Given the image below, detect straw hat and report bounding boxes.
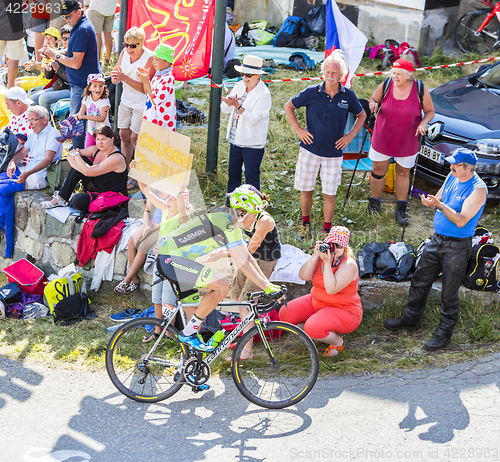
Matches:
[234,55,265,75]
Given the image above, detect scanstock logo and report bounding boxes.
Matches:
[164,258,172,264]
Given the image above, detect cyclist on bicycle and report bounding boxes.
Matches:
[157,184,282,352]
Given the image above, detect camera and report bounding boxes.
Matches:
[318,241,334,253]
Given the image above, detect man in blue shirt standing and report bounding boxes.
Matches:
[40,0,100,149]
[284,51,366,242]
[384,148,487,350]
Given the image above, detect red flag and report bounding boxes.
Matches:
[128,0,215,81]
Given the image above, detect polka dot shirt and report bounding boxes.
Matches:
[143,67,176,130]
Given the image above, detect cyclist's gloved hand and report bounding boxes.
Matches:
[264,283,282,296]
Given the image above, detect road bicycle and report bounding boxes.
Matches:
[454,0,500,54]
[105,274,319,409]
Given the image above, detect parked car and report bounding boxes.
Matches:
[417,61,500,199]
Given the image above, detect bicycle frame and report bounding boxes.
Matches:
[477,1,500,34]
[143,297,275,371]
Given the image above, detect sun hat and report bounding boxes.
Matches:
[5,87,33,105]
[153,44,175,64]
[392,58,414,73]
[43,27,61,40]
[87,73,105,84]
[444,148,478,165]
[234,55,265,75]
[324,226,350,248]
[60,0,81,15]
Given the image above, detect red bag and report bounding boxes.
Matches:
[3,259,47,296]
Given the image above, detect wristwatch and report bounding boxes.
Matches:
[55,54,61,61]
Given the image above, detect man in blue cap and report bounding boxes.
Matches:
[384,148,487,351]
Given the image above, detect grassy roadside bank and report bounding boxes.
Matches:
[1,49,500,376]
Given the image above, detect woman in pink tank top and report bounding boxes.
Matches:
[366,59,435,226]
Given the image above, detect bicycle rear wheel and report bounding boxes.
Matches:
[466,10,500,54]
[454,10,483,53]
[231,321,319,409]
[106,318,188,403]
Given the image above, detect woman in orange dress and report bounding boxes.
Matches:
[279,226,362,356]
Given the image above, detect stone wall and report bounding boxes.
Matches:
[0,190,134,290]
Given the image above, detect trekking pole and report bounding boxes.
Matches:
[401,134,425,241]
[341,128,370,215]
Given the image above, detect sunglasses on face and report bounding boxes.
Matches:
[61,36,68,41]
[333,242,344,249]
[62,11,74,19]
[241,73,256,78]
[123,43,139,49]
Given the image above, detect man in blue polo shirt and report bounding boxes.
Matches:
[284,51,365,242]
[40,0,100,149]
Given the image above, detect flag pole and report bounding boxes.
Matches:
[114,0,128,130]
[206,0,227,174]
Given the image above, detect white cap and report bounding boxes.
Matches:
[5,87,33,105]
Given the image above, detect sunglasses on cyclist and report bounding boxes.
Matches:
[123,43,139,49]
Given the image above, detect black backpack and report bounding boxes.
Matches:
[224,59,241,79]
[464,242,500,291]
[53,292,97,325]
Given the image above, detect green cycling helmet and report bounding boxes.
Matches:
[228,185,268,213]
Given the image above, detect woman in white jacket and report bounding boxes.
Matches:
[221,55,272,203]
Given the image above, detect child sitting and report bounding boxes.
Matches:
[15,27,59,92]
[136,43,176,130]
[76,74,111,148]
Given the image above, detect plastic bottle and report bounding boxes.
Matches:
[207,329,226,349]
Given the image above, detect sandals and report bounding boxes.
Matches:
[324,343,345,357]
[125,279,139,294]
[114,278,140,295]
[42,196,68,209]
[114,280,129,295]
[142,332,160,343]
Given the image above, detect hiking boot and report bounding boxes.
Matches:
[424,334,451,351]
[178,332,214,352]
[318,229,329,241]
[395,201,408,226]
[384,317,421,332]
[366,197,382,215]
[295,223,311,242]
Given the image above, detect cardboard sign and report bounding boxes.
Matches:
[130,120,194,196]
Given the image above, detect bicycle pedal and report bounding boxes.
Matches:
[192,384,210,393]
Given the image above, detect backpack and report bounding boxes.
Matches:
[464,243,500,291]
[224,58,241,79]
[88,191,130,212]
[383,78,424,108]
[271,16,310,48]
[288,52,316,70]
[52,292,97,325]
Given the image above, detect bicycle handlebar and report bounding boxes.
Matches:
[246,285,288,313]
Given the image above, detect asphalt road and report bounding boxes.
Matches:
[1,353,500,462]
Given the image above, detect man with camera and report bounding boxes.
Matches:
[384,148,487,350]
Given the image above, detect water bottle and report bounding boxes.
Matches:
[207,329,226,349]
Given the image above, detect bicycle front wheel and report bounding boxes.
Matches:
[231,321,319,409]
[105,318,188,403]
[466,10,500,54]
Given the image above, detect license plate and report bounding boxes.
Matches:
[420,145,444,165]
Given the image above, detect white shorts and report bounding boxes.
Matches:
[368,146,417,169]
[294,146,343,196]
[117,103,144,134]
[0,39,26,61]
